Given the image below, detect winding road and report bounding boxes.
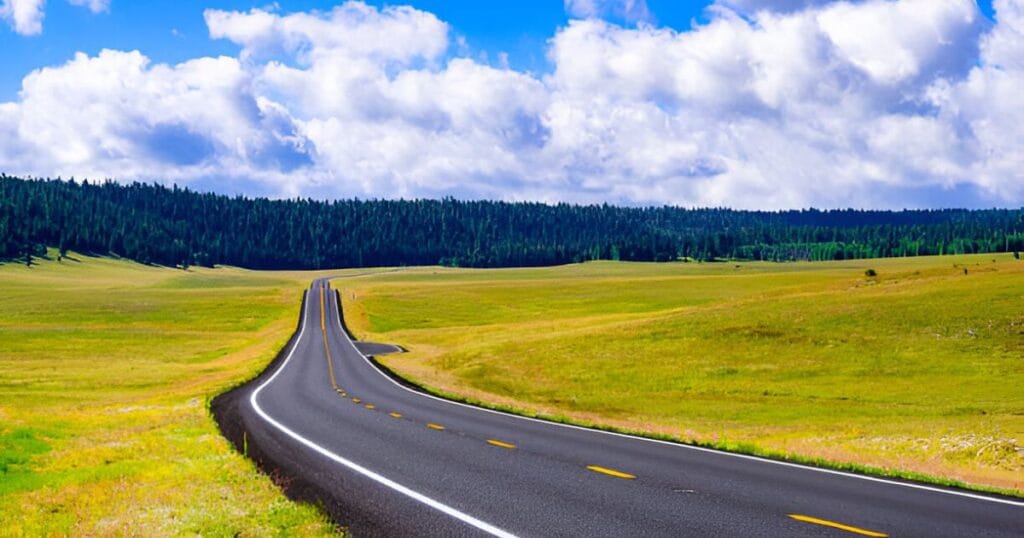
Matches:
[231,278,1024,536]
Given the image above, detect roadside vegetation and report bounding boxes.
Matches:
[341,254,1024,495]
[0,251,337,535]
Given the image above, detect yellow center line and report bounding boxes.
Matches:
[788,515,888,537]
[319,286,326,332]
[486,439,516,449]
[319,287,340,391]
[352,398,361,404]
[586,465,636,480]
[427,423,446,431]
[389,412,402,419]
[365,404,375,410]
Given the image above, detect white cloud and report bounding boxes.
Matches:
[717,0,836,15]
[204,2,449,65]
[67,0,108,14]
[922,0,1024,202]
[1,0,1022,209]
[816,0,981,85]
[1,0,44,35]
[980,0,1024,69]
[1,0,109,36]
[539,0,1001,207]
[6,49,312,191]
[564,0,652,23]
[299,58,549,198]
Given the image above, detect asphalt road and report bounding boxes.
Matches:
[233,278,1024,537]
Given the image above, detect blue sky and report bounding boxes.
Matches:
[0,1,1018,209]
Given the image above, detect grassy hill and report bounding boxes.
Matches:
[0,251,339,535]
[341,254,1024,495]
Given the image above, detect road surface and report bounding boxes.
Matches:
[226,278,1023,536]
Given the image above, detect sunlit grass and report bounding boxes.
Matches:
[343,254,1024,495]
[0,251,339,535]
[4,249,1020,534]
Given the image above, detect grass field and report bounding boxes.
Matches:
[0,251,341,536]
[2,250,1020,535]
[341,254,1024,495]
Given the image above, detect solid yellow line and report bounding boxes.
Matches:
[319,287,326,332]
[427,423,446,431]
[586,465,636,480]
[389,412,402,418]
[789,515,888,537]
[365,404,375,410]
[487,439,516,449]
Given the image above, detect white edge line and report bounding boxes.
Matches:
[328,282,1024,509]
[249,285,518,538]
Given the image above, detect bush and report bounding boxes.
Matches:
[865,268,877,277]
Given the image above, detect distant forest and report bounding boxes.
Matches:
[2,175,1023,269]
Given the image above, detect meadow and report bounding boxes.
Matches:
[0,252,342,536]
[1,250,1020,536]
[341,254,1024,495]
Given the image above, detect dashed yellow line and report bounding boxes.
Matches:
[389,412,402,419]
[788,515,888,537]
[427,423,446,431]
[486,439,516,449]
[365,404,376,410]
[586,465,636,480]
[352,398,361,404]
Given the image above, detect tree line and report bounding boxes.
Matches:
[1,175,1022,269]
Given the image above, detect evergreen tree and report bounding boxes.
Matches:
[1,175,1022,270]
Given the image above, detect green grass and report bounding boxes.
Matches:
[342,254,1024,495]
[3,250,1021,534]
[0,251,342,536]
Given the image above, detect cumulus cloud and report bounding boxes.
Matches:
[816,0,981,85]
[1,0,109,35]
[204,3,448,65]
[539,1,992,207]
[923,0,1024,202]
[6,49,312,190]
[0,0,1022,209]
